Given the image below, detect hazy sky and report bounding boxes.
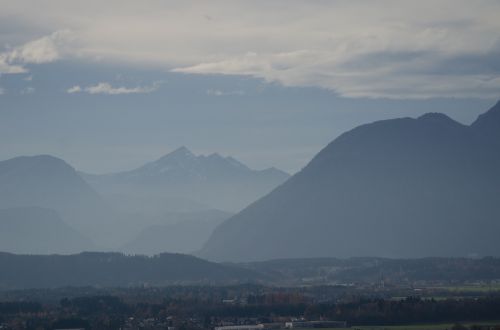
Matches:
[1,1,499,173]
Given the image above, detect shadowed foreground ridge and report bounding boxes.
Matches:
[200,101,500,261]
[0,252,261,289]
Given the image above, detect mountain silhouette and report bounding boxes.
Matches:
[0,251,261,289]
[200,102,500,261]
[82,147,290,213]
[0,155,105,213]
[0,155,114,248]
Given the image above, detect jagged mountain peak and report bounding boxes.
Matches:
[83,147,290,212]
[155,146,195,162]
[138,147,271,176]
[206,152,224,160]
[171,145,194,156]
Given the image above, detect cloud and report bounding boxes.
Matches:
[0,30,72,74]
[5,31,66,64]
[66,85,82,94]
[0,56,26,74]
[67,82,160,95]
[1,1,500,99]
[175,48,500,100]
[206,89,244,96]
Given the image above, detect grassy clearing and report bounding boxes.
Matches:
[303,321,500,330]
[442,285,500,292]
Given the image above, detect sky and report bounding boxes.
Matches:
[0,0,499,174]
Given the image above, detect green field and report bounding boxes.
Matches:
[439,284,500,293]
[303,321,500,330]
[350,325,458,330]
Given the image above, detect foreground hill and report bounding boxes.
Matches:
[0,207,94,254]
[200,101,500,261]
[82,147,290,213]
[0,252,260,290]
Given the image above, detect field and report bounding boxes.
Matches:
[305,321,500,330]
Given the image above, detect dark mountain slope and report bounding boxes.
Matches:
[471,100,500,140]
[200,103,500,261]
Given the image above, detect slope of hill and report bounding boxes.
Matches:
[0,252,261,289]
[471,100,500,146]
[120,209,231,255]
[0,155,105,213]
[0,155,114,248]
[0,207,94,254]
[200,102,500,261]
[82,147,290,213]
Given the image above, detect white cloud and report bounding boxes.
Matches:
[66,85,82,93]
[67,82,160,95]
[0,55,26,74]
[1,1,500,99]
[0,30,72,74]
[206,89,244,96]
[6,31,66,64]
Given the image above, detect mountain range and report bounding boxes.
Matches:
[0,149,287,253]
[2,252,500,289]
[200,101,500,261]
[81,147,290,213]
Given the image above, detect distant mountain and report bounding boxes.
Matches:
[120,209,232,255]
[200,101,500,261]
[0,252,261,289]
[0,155,115,248]
[0,207,94,254]
[82,147,290,213]
[0,155,105,214]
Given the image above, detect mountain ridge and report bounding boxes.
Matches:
[82,146,289,183]
[200,102,500,262]
[81,147,290,212]
[0,251,262,289]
